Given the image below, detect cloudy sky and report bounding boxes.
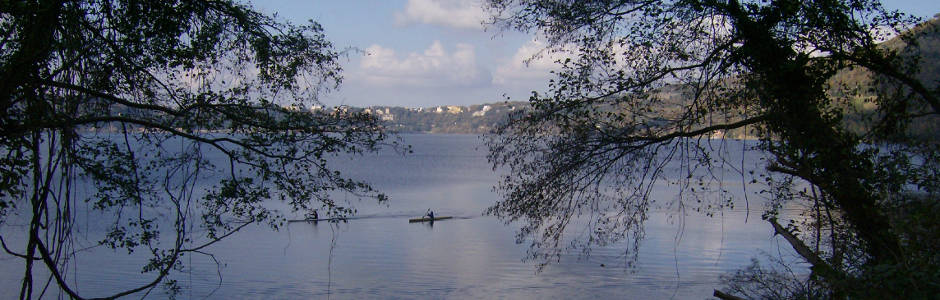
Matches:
[250,0,940,108]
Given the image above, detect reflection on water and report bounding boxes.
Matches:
[0,134,803,299]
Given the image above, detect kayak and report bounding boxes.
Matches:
[408,216,453,223]
[287,217,347,223]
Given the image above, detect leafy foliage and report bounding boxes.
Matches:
[483,0,939,297]
[0,1,390,298]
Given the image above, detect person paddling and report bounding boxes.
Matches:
[425,208,434,220]
[305,209,318,221]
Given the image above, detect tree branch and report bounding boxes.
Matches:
[713,289,746,300]
[769,218,827,267]
[768,218,843,282]
[0,235,41,260]
[181,219,254,253]
[615,114,768,148]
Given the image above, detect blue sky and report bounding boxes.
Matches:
[248,0,940,108]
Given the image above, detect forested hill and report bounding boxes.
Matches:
[830,16,940,96]
[831,16,940,141]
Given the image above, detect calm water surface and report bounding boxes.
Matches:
[0,134,803,299]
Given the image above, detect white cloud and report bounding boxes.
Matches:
[395,0,485,29]
[356,41,486,87]
[493,40,573,86]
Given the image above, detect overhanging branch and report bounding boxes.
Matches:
[616,114,768,148]
[768,218,843,281]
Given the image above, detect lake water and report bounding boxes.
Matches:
[0,134,803,299]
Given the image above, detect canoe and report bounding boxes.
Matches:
[408,216,453,223]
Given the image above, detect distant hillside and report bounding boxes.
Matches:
[356,101,528,134]
[830,17,940,141]
[881,16,940,86]
[830,17,940,99]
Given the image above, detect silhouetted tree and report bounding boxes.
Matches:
[484,0,938,298]
[0,1,390,298]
